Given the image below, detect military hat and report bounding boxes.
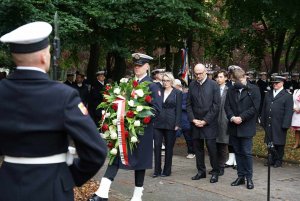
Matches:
[96,70,106,76]
[270,76,286,83]
[259,72,267,75]
[228,65,242,72]
[174,79,182,86]
[151,68,165,75]
[132,53,153,66]
[246,70,255,75]
[0,21,52,53]
[207,70,215,75]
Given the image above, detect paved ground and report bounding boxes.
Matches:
[93,140,300,201]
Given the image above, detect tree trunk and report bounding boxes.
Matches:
[86,43,100,83]
[271,30,286,73]
[165,43,171,71]
[112,51,126,81]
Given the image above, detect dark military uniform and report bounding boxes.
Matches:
[261,89,293,166]
[0,70,107,201]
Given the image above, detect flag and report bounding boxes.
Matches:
[181,48,189,85]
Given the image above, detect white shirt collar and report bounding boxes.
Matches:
[198,75,207,85]
[273,86,284,97]
[16,66,46,73]
[135,73,147,82]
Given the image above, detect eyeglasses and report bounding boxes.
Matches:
[194,72,205,76]
[162,80,171,82]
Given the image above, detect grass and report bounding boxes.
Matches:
[253,126,300,163]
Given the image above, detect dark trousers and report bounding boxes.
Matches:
[230,135,253,179]
[228,145,235,153]
[216,143,228,168]
[272,144,285,164]
[183,129,194,154]
[103,156,145,187]
[193,138,219,174]
[153,128,176,175]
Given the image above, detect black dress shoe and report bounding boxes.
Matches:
[232,165,237,169]
[264,161,274,166]
[246,179,254,189]
[273,161,282,168]
[219,168,224,176]
[191,173,206,180]
[88,194,108,201]
[161,173,170,177]
[231,177,245,186]
[210,174,218,183]
[224,164,233,168]
[152,173,160,178]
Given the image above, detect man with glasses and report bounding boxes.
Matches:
[187,63,221,183]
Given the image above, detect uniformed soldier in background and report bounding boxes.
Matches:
[0,21,107,201]
[89,70,106,125]
[256,72,270,114]
[261,76,293,168]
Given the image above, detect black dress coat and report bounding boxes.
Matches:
[73,83,89,106]
[225,82,261,138]
[89,80,105,125]
[0,70,107,201]
[261,90,293,145]
[120,75,162,170]
[186,78,220,139]
[154,88,182,130]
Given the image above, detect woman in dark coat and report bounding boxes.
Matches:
[153,72,182,177]
[261,76,293,167]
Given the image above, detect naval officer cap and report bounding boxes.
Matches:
[0,21,52,53]
[132,53,153,66]
[96,71,106,76]
[270,76,286,83]
[151,68,165,75]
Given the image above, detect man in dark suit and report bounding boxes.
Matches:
[215,70,229,176]
[0,21,107,201]
[89,53,162,201]
[89,70,106,126]
[64,73,75,86]
[186,63,221,183]
[225,67,261,190]
[73,73,89,106]
[261,76,293,168]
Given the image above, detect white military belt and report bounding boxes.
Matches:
[4,153,67,164]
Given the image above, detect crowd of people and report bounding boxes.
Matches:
[1,21,300,201]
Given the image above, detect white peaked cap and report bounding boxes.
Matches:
[0,21,52,53]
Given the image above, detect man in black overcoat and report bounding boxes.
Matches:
[186,63,221,183]
[73,73,89,106]
[0,21,107,201]
[225,67,261,190]
[261,76,293,168]
[89,53,162,201]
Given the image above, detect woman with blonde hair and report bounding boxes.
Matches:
[153,72,182,177]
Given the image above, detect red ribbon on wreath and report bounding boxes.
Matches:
[113,97,129,166]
